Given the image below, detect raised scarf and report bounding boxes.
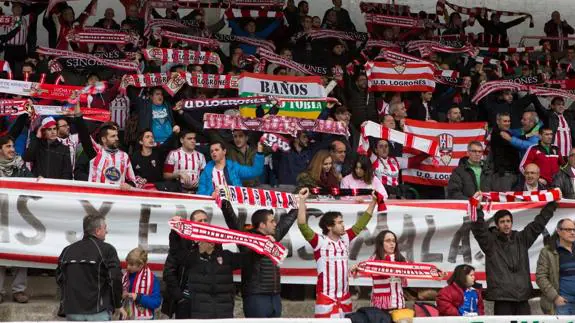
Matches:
[0,156,25,177]
[436,0,534,27]
[212,33,276,52]
[215,185,298,209]
[0,16,15,26]
[0,99,28,116]
[144,19,191,38]
[66,28,140,45]
[159,30,220,49]
[357,259,443,280]
[120,72,239,95]
[375,49,459,78]
[122,266,154,320]
[67,82,107,105]
[296,29,369,42]
[142,47,224,73]
[364,13,425,29]
[256,48,319,75]
[203,112,349,137]
[259,133,290,152]
[358,121,440,157]
[476,46,542,53]
[36,47,139,72]
[224,8,284,20]
[364,255,406,310]
[468,188,562,222]
[471,81,575,104]
[183,96,270,109]
[310,187,388,212]
[169,218,288,264]
[0,79,84,101]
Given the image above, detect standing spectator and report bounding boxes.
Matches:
[297,149,340,191]
[329,140,349,179]
[3,3,29,72]
[43,0,98,50]
[163,130,206,193]
[23,117,73,179]
[275,131,312,189]
[56,214,124,321]
[476,12,531,48]
[121,248,161,320]
[506,111,542,157]
[436,264,484,316]
[197,141,264,196]
[536,218,575,315]
[130,128,178,190]
[408,92,437,121]
[56,118,79,170]
[471,199,558,315]
[121,5,145,36]
[322,0,355,31]
[552,147,575,199]
[381,115,403,157]
[226,130,259,187]
[297,188,376,318]
[489,112,520,191]
[533,97,575,158]
[447,141,493,199]
[514,163,547,191]
[228,18,281,55]
[0,135,32,304]
[285,0,309,34]
[519,128,562,187]
[94,8,120,30]
[132,88,174,145]
[345,74,378,129]
[544,11,575,53]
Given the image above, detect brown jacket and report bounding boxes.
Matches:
[536,241,560,314]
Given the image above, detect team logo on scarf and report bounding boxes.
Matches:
[438,133,454,166]
[393,64,406,75]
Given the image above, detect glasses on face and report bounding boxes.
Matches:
[560,228,575,233]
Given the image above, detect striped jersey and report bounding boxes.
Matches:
[109,95,130,130]
[371,154,401,187]
[88,143,136,185]
[212,168,227,189]
[370,254,406,310]
[4,16,28,46]
[555,113,572,158]
[163,148,206,187]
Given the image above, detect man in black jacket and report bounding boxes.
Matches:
[489,112,520,191]
[476,11,531,48]
[533,96,575,158]
[447,141,494,199]
[220,200,297,318]
[552,147,575,199]
[23,117,72,179]
[408,91,437,121]
[471,198,558,315]
[56,214,124,321]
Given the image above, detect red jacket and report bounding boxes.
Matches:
[436,283,484,316]
[520,144,562,184]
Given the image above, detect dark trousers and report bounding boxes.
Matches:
[494,300,530,315]
[243,294,282,318]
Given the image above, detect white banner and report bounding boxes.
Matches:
[0,178,572,288]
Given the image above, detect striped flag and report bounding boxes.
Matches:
[365,61,436,92]
[402,119,487,186]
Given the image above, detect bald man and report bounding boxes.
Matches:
[514,163,547,191]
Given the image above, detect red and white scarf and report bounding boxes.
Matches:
[472,81,575,104]
[224,8,284,20]
[406,40,476,56]
[212,33,276,52]
[227,0,285,7]
[358,121,440,157]
[366,40,401,50]
[259,133,290,152]
[159,30,220,49]
[468,188,562,221]
[203,112,349,137]
[216,185,298,209]
[36,47,139,72]
[473,55,502,66]
[364,13,424,29]
[169,219,288,264]
[257,48,318,75]
[436,0,533,27]
[0,16,15,26]
[183,96,271,109]
[299,29,369,42]
[142,47,224,73]
[122,266,154,320]
[67,82,107,105]
[477,46,542,53]
[309,187,388,212]
[0,79,84,101]
[144,19,190,38]
[375,49,459,78]
[66,28,139,45]
[0,99,28,116]
[357,259,443,280]
[120,72,239,94]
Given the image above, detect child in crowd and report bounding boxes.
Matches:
[122,247,162,320]
[436,264,484,316]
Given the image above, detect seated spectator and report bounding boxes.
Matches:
[197,141,264,196]
[329,140,349,180]
[122,248,161,320]
[341,155,384,191]
[552,147,575,199]
[447,141,493,199]
[163,130,206,193]
[228,18,281,55]
[227,130,259,187]
[514,163,547,191]
[297,149,339,191]
[519,128,562,187]
[389,102,407,130]
[536,218,575,315]
[436,264,484,316]
[23,117,72,179]
[506,111,542,157]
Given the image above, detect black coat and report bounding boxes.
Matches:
[56,235,123,315]
[447,158,494,199]
[471,202,557,301]
[175,247,243,319]
[533,99,575,149]
[408,99,437,121]
[476,15,528,48]
[552,166,575,199]
[23,137,72,179]
[489,128,520,174]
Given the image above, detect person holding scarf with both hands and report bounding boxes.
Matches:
[122,248,161,320]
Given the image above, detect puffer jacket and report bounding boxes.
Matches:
[197,156,264,196]
[447,158,493,199]
[471,202,557,301]
[552,166,575,199]
[536,240,560,314]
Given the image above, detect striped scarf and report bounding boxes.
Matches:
[309,187,388,212]
[358,121,439,158]
[159,30,220,49]
[471,81,575,104]
[224,8,284,20]
[142,47,224,73]
[122,266,154,320]
[436,0,533,27]
[36,47,139,72]
[216,185,298,209]
[66,28,139,45]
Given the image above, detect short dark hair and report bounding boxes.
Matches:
[319,212,342,235]
[0,135,13,148]
[150,87,163,96]
[210,140,226,151]
[98,124,117,142]
[22,62,35,72]
[551,97,565,105]
[190,209,207,221]
[448,264,475,288]
[467,141,483,150]
[494,209,513,225]
[252,209,273,229]
[539,127,554,135]
[137,128,153,143]
[83,214,105,235]
[179,129,196,140]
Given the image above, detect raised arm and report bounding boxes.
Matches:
[296,188,317,243]
[348,192,376,240]
[518,201,558,248]
[470,199,492,254]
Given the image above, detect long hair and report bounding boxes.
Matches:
[306,150,335,184]
[374,230,405,261]
[448,264,475,289]
[352,155,374,184]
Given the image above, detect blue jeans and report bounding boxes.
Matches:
[67,311,111,321]
[557,303,575,315]
[243,294,281,318]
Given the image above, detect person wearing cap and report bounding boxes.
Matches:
[23,116,72,179]
[471,194,558,315]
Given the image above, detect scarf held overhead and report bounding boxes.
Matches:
[142,48,224,73]
[36,47,139,72]
[358,121,440,157]
[357,260,443,280]
[216,185,298,209]
[169,219,288,264]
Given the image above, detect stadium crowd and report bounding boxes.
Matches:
[0,0,574,321]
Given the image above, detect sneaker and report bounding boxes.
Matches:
[12,292,28,303]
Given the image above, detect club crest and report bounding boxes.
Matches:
[438,133,454,166]
[393,64,406,74]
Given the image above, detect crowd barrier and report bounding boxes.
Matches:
[1,178,575,288]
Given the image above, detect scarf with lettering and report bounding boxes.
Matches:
[477,46,542,53]
[159,30,220,49]
[358,121,439,157]
[406,40,476,56]
[212,33,276,52]
[216,185,298,209]
[149,0,285,9]
[295,29,369,42]
[259,133,290,152]
[144,19,191,38]
[357,260,443,280]
[66,28,140,45]
[224,8,284,20]
[309,187,388,212]
[120,72,239,95]
[184,96,271,109]
[471,81,575,104]
[203,112,349,137]
[169,219,288,264]
[143,47,224,73]
[366,40,401,50]
[364,13,425,30]
[436,0,534,27]
[0,16,15,26]
[36,47,139,72]
[122,266,154,320]
[468,188,562,222]
[0,99,28,116]
[256,48,319,75]
[0,79,84,101]
[374,49,459,78]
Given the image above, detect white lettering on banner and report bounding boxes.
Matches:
[0,178,572,288]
